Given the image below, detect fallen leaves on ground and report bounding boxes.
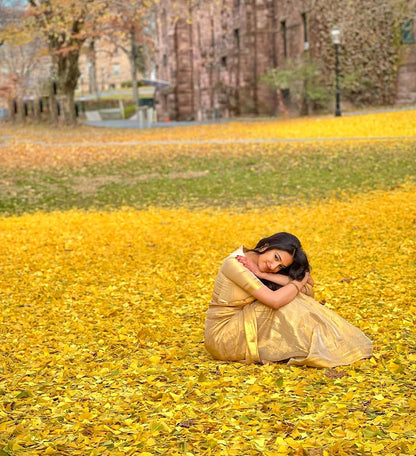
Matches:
[0,110,416,176]
[0,185,415,455]
[0,138,414,217]
[0,109,416,145]
[1,137,416,175]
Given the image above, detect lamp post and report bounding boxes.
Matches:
[331,26,341,117]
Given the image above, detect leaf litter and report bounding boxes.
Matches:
[0,185,415,455]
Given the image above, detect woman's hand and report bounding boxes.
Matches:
[301,272,312,287]
[302,272,314,295]
[236,255,263,278]
[306,273,314,287]
[290,272,310,293]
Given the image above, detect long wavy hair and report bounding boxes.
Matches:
[248,232,310,290]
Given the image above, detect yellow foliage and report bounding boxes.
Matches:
[0,184,415,455]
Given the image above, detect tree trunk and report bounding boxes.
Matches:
[49,78,58,125]
[251,0,259,115]
[130,29,140,112]
[33,97,40,122]
[16,98,25,123]
[270,0,279,116]
[209,2,215,114]
[56,49,81,125]
[188,3,195,119]
[61,88,76,124]
[88,40,98,95]
[8,99,16,122]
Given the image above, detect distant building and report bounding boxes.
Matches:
[0,39,133,113]
[77,42,132,95]
[154,0,416,121]
[396,10,416,105]
[0,39,51,116]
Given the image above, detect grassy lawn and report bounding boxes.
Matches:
[0,141,414,214]
[0,112,415,215]
[0,111,415,456]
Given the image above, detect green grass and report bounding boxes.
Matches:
[0,141,414,215]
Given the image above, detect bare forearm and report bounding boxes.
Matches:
[259,272,314,297]
[235,254,314,300]
[258,272,290,286]
[252,279,307,310]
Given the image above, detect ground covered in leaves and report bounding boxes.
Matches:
[1,112,415,215]
[1,111,416,455]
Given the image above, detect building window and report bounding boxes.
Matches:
[402,19,415,44]
[221,56,227,67]
[162,8,167,35]
[234,28,240,49]
[163,54,168,66]
[281,20,287,59]
[113,64,120,76]
[302,12,309,50]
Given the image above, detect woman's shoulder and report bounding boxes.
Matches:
[219,246,263,290]
[220,246,249,273]
[218,247,244,273]
[225,246,245,261]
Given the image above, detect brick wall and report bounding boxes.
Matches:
[396,0,416,104]
[154,0,416,121]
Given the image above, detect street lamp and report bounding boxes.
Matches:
[331,26,341,117]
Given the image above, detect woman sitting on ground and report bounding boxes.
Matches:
[204,232,372,367]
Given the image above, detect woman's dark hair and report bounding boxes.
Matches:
[249,232,310,290]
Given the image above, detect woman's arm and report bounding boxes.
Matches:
[235,255,282,281]
[251,275,309,310]
[236,254,315,297]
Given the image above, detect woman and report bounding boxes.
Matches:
[204,232,372,367]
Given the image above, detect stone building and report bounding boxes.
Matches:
[396,0,416,105]
[77,42,132,95]
[154,0,416,121]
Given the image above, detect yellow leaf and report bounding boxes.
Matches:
[408,398,416,410]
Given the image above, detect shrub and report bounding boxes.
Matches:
[124,105,137,119]
[261,56,332,116]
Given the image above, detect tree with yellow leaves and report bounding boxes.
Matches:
[25,0,108,125]
[99,0,156,115]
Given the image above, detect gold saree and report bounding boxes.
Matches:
[204,247,373,367]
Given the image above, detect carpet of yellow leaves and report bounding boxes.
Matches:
[1,183,415,455]
[1,111,415,454]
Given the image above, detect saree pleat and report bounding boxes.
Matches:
[204,247,373,367]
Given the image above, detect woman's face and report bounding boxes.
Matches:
[257,248,294,273]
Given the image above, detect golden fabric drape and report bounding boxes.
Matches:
[204,247,373,367]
